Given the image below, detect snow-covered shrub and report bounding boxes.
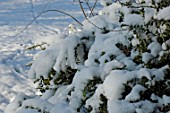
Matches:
[5,0,170,113]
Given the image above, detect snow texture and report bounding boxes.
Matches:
[125,84,146,101]
[158,6,170,20]
[124,14,144,26]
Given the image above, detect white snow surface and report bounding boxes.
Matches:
[125,84,146,101]
[0,0,89,112]
[124,14,144,26]
[157,6,170,20]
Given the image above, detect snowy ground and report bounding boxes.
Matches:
[0,0,96,112]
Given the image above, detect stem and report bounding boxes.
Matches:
[12,9,83,37]
[78,0,87,18]
[44,10,83,26]
[90,0,98,17]
[79,0,103,30]
[84,0,94,16]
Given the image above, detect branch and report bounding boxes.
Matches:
[13,11,43,37]
[44,10,83,26]
[78,0,103,30]
[90,0,98,17]
[11,9,83,37]
[78,0,87,18]
[30,0,59,34]
[85,18,103,30]
[84,0,94,16]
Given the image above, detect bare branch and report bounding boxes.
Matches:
[86,18,103,30]
[30,0,59,34]
[13,11,43,37]
[78,0,103,30]
[11,9,83,37]
[78,0,87,18]
[90,0,98,17]
[44,10,83,26]
[84,0,94,16]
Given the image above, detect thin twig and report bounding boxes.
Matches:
[30,0,51,23]
[86,18,103,30]
[78,0,103,30]
[13,11,43,37]
[90,0,98,17]
[30,0,59,34]
[78,0,87,18]
[44,10,83,26]
[84,0,94,16]
[12,9,83,37]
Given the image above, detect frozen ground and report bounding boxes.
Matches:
[0,0,96,112]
